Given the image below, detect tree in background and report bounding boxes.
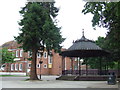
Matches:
[0,48,15,71]
[1,48,15,64]
[15,2,64,80]
[82,2,120,76]
[85,37,116,70]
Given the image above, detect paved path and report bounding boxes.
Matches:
[1,76,119,88]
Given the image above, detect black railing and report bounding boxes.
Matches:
[62,69,118,76]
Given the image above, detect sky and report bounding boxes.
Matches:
[0,0,108,49]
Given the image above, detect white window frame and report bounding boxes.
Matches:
[48,55,52,64]
[28,51,32,57]
[16,50,19,57]
[44,52,47,58]
[36,64,40,68]
[65,58,66,70]
[28,63,31,68]
[75,58,78,61]
[19,64,22,71]
[12,53,15,57]
[1,64,6,70]
[37,52,41,58]
[15,64,18,71]
[20,49,23,57]
[11,64,14,71]
[74,65,78,70]
[43,64,47,68]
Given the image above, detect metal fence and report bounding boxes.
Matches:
[62,69,118,76]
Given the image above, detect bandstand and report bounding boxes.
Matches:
[57,30,111,81]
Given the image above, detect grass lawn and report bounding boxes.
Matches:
[0,75,28,77]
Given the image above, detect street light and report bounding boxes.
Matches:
[24,57,28,76]
[39,60,43,79]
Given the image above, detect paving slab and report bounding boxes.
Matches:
[1,75,119,89]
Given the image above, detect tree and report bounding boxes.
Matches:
[15,2,64,80]
[85,37,116,69]
[1,48,15,64]
[82,2,120,59]
[0,48,15,71]
[82,2,120,76]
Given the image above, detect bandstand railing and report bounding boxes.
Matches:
[62,69,118,76]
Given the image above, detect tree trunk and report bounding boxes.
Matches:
[6,63,9,72]
[8,63,11,75]
[30,49,39,80]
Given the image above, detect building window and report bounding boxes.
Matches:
[19,64,22,71]
[75,58,78,61]
[28,51,32,57]
[28,63,31,68]
[37,64,40,68]
[16,50,19,57]
[37,52,41,58]
[11,64,14,71]
[43,64,47,68]
[48,55,52,64]
[74,65,78,70]
[1,64,6,70]
[44,52,47,58]
[12,53,15,57]
[15,64,18,71]
[20,50,23,57]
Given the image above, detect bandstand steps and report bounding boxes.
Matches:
[74,75,108,81]
[56,75,109,81]
[56,75,77,81]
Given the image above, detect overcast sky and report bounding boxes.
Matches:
[0,0,108,49]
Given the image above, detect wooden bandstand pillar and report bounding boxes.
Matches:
[79,58,81,76]
[71,58,74,75]
[86,59,88,76]
[99,58,102,75]
[62,56,65,75]
[77,58,79,75]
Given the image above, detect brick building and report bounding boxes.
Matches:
[1,40,87,75]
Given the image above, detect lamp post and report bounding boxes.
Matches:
[39,60,43,80]
[24,57,28,76]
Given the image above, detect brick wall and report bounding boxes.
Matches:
[1,41,75,75]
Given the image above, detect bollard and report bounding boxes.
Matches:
[107,72,116,85]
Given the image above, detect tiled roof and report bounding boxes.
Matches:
[1,40,21,49]
[68,36,102,51]
[61,33,110,57]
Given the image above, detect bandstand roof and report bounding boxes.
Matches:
[61,30,110,57]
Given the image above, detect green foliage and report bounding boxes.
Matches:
[15,2,64,53]
[27,57,32,61]
[0,75,26,77]
[95,36,106,49]
[82,2,120,63]
[1,48,15,64]
[84,37,117,69]
[86,57,116,69]
[82,2,120,28]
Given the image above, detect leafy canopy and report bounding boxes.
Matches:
[82,2,120,62]
[15,2,64,53]
[1,48,15,64]
[84,37,116,69]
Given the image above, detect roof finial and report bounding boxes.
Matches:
[73,40,74,43]
[82,29,84,37]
